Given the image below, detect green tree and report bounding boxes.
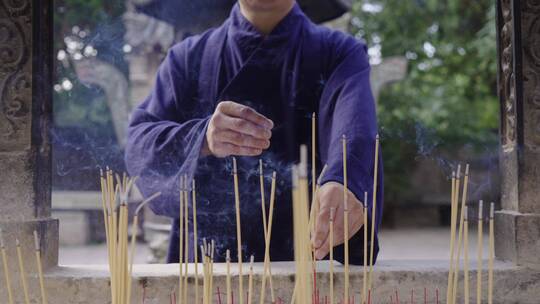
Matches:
[349,1,498,203]
[54,0,126,130]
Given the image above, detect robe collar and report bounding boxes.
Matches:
[227,3,306,59]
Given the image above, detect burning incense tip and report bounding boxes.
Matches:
[233,157,238,174]
[33,231,40,251]
[479,200,484,219]
[465,163,470,176]
[490,202,494,219]
[299,145,308,177]
[15,238,20,247]
[0,229,4,249]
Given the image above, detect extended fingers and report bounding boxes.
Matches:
[217,101,274,129]
[214,113,272,139]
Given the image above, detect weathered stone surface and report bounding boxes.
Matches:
[496,0,540,265]
[0,261,537,304]
[496,211,540,267]
[0,218,58,272]
[0,0,58,269]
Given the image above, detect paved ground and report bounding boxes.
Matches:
[59,227,489,265]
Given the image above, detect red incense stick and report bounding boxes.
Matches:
[217,286,222,304]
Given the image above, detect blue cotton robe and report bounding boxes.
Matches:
[125,3,383,265]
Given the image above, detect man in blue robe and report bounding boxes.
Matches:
[125,0,383,265]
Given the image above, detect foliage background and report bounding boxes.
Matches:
[349,0,498,204]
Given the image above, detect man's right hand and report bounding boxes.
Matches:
[202,101,274,157]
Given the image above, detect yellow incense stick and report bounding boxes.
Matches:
[368,134,380,291]
[464,206,469,304]
[362,192,368,304]
[232,157,244,304]
[34,231,48,304]
[488,203,494,304]
[178,176,184,304]
[248,255,255,304]
[446,171,457,304]
[312,112,317,202]
[226,250,231,304]
[16,239,30,304]
[329,207,335,304]
[210,240,215,304]
[477,200,484,304]
[183,177,189,304]
[0,229,14,304]
[453,164,469,304]
[193,179,199,304]
[342,135,350,303]
[260,172,277,304]
[201,244,208,304]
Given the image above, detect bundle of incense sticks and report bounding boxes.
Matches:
[451,165,469,304]
[447,164,469,304]
[0,230,51,304]
[292,146,313,304]
[443,166,496,304]
[446,168,458,304]
[100,169,159,304]
[201,239,215,304]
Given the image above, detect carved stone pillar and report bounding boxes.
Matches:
[0,0,58,270]
[495,0,540,267]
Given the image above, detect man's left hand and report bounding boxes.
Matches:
[311,182,365,260]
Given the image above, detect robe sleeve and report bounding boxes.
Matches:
[125,41,209,218]
[317,33,383,265]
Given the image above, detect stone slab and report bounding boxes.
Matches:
[0,218,59,271]
[0,260,537,304]
[495,210,540,267]
[0,150,50,221]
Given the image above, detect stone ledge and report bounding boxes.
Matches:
[1,260,536,304]
[495,210,540,266]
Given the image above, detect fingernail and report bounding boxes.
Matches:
[266,120,274,129]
